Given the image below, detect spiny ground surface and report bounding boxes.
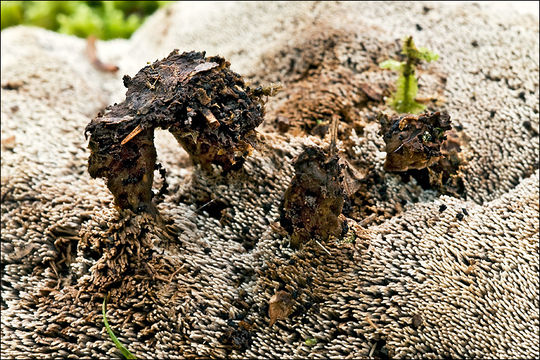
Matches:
[1,2,539,359]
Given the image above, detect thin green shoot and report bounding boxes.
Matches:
[102,294,136,359]
[379,36,439,114]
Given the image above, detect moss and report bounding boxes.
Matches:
[1,1,170,39]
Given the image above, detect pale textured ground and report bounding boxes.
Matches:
[1,2,539,359]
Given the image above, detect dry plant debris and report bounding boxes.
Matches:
[86,35,119,73]
[85,50,266,212]
[268,290,295,326]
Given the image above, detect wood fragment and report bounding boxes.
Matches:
[121,124,143,145]
[193,61,219,73]
[86,35,119,73]
[329,114,339,157]
[315,239,332,255]
[201,108,220,129]
[366,315,378,329]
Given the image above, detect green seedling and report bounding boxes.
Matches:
[379,36,439,114]
[305,338,318,346]
[102,295,136,359]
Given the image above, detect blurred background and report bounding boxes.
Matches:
[1,1,537,42]
[0,1,172,39]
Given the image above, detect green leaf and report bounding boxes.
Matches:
[103,296,136,360]
[57,3,103,38]
[379,59,403,71]
[1,1,167,39]
[417,47,439,62]
[101,1,142,39]
[24,1,79,30]
[305,338,318,346]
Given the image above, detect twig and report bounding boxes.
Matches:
[87,35,119,73]
[193,198,217,214]
[359,214,377,227]
[315,239,331,256]
[369,342,377,358]
[121,125,143,145]
[366,315,379,329]
[329,114,339,157]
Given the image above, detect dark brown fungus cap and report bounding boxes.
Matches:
[379,111,465,196]
[85,50,265,212]
[379,111,452,172]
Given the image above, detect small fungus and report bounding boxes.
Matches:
[379,111,452,172]
[85,50,267,212]
[279,145,345,249]
[379,111,465,195]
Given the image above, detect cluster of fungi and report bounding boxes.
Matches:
[85,50,461,247]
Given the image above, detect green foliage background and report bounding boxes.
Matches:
[1,1,170,39]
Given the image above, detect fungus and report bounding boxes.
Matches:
[379,111,464,195]
[85,50,266,212]
[279,145,345,249]
[379,111,451,172]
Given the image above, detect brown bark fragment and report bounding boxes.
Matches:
[85,50,265,212]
